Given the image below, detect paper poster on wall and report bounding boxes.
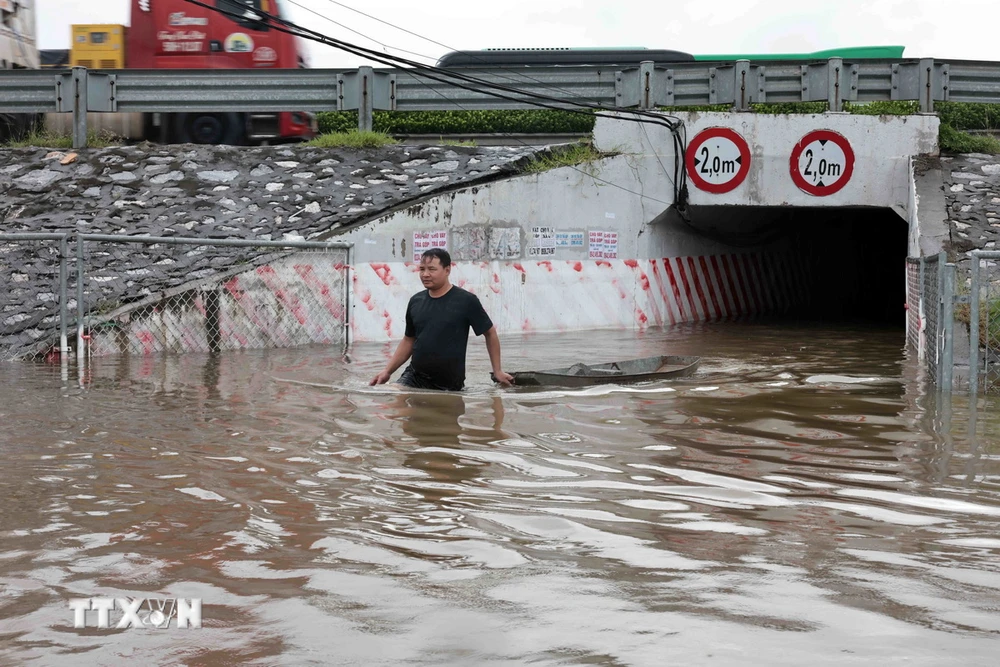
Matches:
[413,230,448,262]
[528,226,556,257]
[450,227,487,261]
[488,227,521,259]
[555,232,585,248]
[589,231,618,259]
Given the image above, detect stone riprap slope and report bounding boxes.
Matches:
[0,142,541,359]
[941,153,1000,270]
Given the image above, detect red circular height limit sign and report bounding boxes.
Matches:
[789,130,855,196]
[685,127,751,194]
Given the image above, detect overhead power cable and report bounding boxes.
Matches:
[187,0,689,206]
[305,0,615,109]
[284,0,686,198]
[182,0,690,209]
[283,0,439,63]
[286,0,677,186]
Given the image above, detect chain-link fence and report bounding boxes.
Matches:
[906,258,922,354]
[75,235,352,358]
[969,251,1000,394]
[906,252,956,391]
[0,234,70,362]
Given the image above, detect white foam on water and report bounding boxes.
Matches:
[804,375,897,385]
[938,538,1000,549]
[499,385,678,400]
[273,374,682,400]
[671,521,769,536]
[176,487,226,502]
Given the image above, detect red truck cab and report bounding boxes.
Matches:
[126,0,316,144]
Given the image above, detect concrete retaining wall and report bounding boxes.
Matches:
[338,111,938,343]
[594,111,939,211]
[0,142,539,358]
[348,252,807,343]
[1,111,958,358]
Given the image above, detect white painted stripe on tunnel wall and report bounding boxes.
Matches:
[350,254,799,342]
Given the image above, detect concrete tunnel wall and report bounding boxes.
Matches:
[80,112,941,355]
[337,112,939,343]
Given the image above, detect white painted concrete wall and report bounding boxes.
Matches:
[593,111,940,212]
[337,113,938,343]
[86,113,941,353]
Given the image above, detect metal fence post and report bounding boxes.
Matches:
[827,57,844,111]
[936,252,946,387]
[942,262,955,393]
[358,66,374,133]
[76,236,85,361]
[734,60,751,111]
[59,235,69,360]
[71,66,88,149]
[638,61,655,110]
[919,257,926,362]
[344,244,353,355]
[970,251,981,395]
[918,58,936,113]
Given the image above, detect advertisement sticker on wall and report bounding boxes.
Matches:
[528,226,556,257]
[413,230,448,262]
[588,231,618,259]
[555,232,585,248]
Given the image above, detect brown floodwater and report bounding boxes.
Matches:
[1,323,999,665]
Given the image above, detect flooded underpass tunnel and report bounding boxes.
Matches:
[680,205,910,326]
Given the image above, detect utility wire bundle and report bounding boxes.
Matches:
[183,0,691,212]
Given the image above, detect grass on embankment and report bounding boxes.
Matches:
[304,131,398,148]
[938,125,1000,154]
[956,298,1000,349]
[522,141,608,174]
[2,129,123,149]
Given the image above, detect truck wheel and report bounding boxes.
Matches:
[172,112,245,145]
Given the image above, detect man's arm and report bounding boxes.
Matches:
[371,336,415,385]
[484,327,514,386]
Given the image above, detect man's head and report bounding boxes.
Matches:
[419,248,452,291]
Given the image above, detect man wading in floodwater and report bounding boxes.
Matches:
[370,248,515,390]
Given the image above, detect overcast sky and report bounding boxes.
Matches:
[36,0,1000,67]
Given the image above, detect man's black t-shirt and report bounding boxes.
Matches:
[401,286,493,391]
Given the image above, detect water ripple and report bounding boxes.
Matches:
[1,325,999,664]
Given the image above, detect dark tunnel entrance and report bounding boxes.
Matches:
[675,206,909,326]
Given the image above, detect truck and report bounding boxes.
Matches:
[45,0,317,145]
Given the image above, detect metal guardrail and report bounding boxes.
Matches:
[0,70,64,113]
[2,57,1000,145]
